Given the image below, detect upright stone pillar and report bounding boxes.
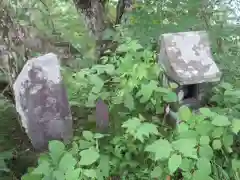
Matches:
[13,53,73,151]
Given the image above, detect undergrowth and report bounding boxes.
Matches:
[20,33,240,180]
[0,0,240,180]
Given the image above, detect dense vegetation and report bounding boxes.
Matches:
[0,0,240,179]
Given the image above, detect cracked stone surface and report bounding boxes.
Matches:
[158,31,222,85]
[13,53,72,151]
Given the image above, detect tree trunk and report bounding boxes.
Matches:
[73,0,134,61]
[73,0,108,57]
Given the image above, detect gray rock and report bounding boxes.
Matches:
[95,98,109,132]
[158,31,222,85]
[13,53,72,151]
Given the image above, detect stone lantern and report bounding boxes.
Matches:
[158,31,222,110]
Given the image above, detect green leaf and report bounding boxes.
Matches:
[211,127,224,138]
[89,75,104,93]
[78,140,95,149]
[151,166,163,178]
[53,170,65,180]
[137,82,156,103]
[70,141,79,156]
[232,159,240,171]
[83,169,97,178]
[195,121,214,136]
[177,130,198,139]
[219,82,233,90]
[59,152,77,172]
[21,173,42,180]
[79,148,100,166]
[199,136,210,145]
[222,133,233,148]
[134,122,159,142]
[172,138,197,159]
[211,115,231,127]
[178,106,191,121]
[163,92,178,102]
[82,131,94,141]
[48,140,65,164]
[168,154,182,174]
[94,133,105,139]
[212,139,222,150]
[179,158,194,171]
[32,161,50,176]
[232,118,240,134]
[177,123,189,133]
[196,158,211,175]
[124,93,135,110]
[145,139,172,160]
[199,145,214,160]
[199,108,214,117]
[65,168,81,180]
[192,170,214,180]
[98,155,110,177]
[122,117,141,134]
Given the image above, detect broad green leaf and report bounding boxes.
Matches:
[232,159,240,171]
[211,115,231,127]
[168,154,182,174]
[177,130,198,139]
[116,43,129,52]
[98,155,110,177]
[177,123,189,133]
[65,168,81,180]
[89,75,104,91]
[179,158,194,171]
[122,117,141,134]
[195,121,214,136]
[70,141,79,156]
[196,158,211,175]
[199,145,214,160]
[53,170,65,180]
[163,92,178,102]
[145,139,172,160]
[178,106,191,121]
[172,138,197,159]
[232,119,240,134]
[137,82,156,103]
[199,108,213,117]
[78,140,95,149]
[219,82,233,90]
[79,148,100,166]
[199,136,210,145]
[212,139,222,150]
[134,122,159,142]
[222,133,233,148]
[32,161,50,176]
[59,152,77,172]
[83,169,97,178]
[94,133,105,139]
[48,140,65,164]
[169,82,178,89]
[192,170,214,180]
[211,127,224,138]
[21,173,42,180]
[85,93,98,107]
[82,131,94,141]
[124,93,135,110]
[151,166,163,178]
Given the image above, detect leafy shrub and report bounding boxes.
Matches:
[21,106,240,179]
[21,34,240,180]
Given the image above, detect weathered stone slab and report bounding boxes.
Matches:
[95,98,109,132]
[13,53,72,151]
[158,31,222,85]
